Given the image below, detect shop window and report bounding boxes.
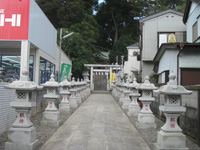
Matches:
[0,55,34,82]
[39,57,55,84]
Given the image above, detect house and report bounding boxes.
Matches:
[124,43,140,82]
[153,43,200,85]
[153,0,200,86]
[139,9,186,81]
[183,0,200,43]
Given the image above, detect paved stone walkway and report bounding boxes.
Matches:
[40,94,150,150]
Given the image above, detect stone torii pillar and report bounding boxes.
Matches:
[90,67,93,90]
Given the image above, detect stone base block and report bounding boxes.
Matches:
[59,103,70,114]
[5,126,38,150]
[122,100,131,110]
[42,111,61,127]
[69,97,78,109]
[154,131,188,150]
[127,105,140,117]
[77,97,82,105]
[119,97,124,103]
[138,113,155,124]
[136,121,156,129]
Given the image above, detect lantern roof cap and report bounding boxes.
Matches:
[159,72,192,95]
[137,76,157,90]
[59,76,71,87]
[41,73,59,87]
[128,77,139,88]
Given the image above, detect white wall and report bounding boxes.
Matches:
[157,50,179,75]
[29,0,57,58]
[186,2,200,42]
[142,13,186,61]
[124,47,140,81]
[179,50,200,68]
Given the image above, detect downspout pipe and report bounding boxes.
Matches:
[177,44,184,85]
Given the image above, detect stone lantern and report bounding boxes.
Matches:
[41,73,61,127]
[4,70,39,150]
[76,78,82,106]
[69,77,78,109]
[111,79,116,98]
[81,79,87,101]
[59,76,71,115]
[122,79,131,110]
[85,76,91,97]
[154,72,192,150]
[119,80,126,104]
[136,76,157,129]
[127,78,141,117]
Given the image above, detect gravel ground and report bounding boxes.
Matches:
[0,110,72,150]
[0,97,200,150]
[118,100,200,150]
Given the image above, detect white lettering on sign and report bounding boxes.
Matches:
[0,9,4,13]
[0,14,21,27]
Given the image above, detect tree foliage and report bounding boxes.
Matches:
[62,33,96,79]
[109,34,135,64]
[36,0,187,78]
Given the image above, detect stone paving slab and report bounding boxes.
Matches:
[40,94,150,150]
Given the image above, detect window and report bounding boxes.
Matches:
[192,22,198,42]
[158,32,175,48]
[39,57,55,84]
[0,55,34,82]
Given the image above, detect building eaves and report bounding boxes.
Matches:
[153,43,178,63]
[183,0,200,24]
[139,9,183,24]
[153,42,200,63]
[127,43,139,48]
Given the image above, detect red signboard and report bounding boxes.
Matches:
[0,0,30,40]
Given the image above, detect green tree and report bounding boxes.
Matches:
[36,0,98,28]
[62,33,96,79]
[150,0,187,13]
[109,34,135,64]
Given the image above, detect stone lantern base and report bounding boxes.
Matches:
[127,104,140,117]
[42,111,61,127]
[59,103,70,114]
[136,113,156,129]
[122,98,131,110]
[69,97,78,109]
[5,126,38,150]
[77,96,82,106]
[154,130,188,150]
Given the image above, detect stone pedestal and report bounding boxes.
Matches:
[41,74,61,127]
[122,90,131,110]
[154,72,192,150]
[136,76,157,129]
[127,78,141,117]
[59,76,71,114]
[127,93,141,117]
[69,78,78,109]
[5,126,38,150]
[155,131,188,150]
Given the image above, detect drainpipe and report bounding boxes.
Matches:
[177,44,184,85]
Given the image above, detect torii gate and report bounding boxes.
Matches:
[84,64,121,90]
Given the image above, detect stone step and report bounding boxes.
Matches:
[91,90,110,94]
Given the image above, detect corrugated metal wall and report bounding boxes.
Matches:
[0,82,16,135]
